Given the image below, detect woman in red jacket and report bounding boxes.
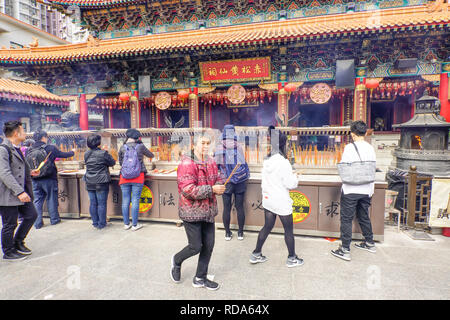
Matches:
[170,133,226,291]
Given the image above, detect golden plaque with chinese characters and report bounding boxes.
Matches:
[155,91,171,110]
[227,84,246,104]
[310,83,332,104]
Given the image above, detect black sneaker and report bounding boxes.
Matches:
[192,277,220,291]
[170,255,181,283]
[15,241,32,255]
[3,251,28,261]
[237,232,244,241]
[224,231,232,241]
[354,241,376,253]
[331,246,351,261]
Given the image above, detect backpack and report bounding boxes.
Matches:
[121,144,141,179]
[25,145,52,179]
[223,144,250,184]
[0,144,12,165]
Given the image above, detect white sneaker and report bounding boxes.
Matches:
[131,224,143,231]
[124,223,132,230]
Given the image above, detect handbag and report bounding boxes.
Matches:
[337,142,376,185]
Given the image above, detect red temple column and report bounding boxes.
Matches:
[353,78,367,122]
[439,65,450,122]
[79,93,89,130]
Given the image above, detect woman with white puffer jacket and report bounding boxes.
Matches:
[249,128,304,268]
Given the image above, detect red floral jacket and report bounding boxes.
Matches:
[177,154,225,223]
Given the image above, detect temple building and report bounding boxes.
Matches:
[0,0,448,135]
[0,78,70,132]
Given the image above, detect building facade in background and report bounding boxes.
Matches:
[0,0,88,43]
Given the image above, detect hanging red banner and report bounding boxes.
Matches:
[199,57,271,84]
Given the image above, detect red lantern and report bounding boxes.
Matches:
[378,83,385,98]
[150,95,155,107]
[267,90,273,102]
[300,87,308,100]
[178,90,189,100]
[365,79,380,90]
[259,90,265,103]
[365,78,379,98]
[218,91,224,104]
[246,91,252,103]
[284,83,297,93]
[119,92,129,102]
[252,90,258,103]
[171,94,177,106]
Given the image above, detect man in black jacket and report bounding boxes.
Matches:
[31,130,75,229]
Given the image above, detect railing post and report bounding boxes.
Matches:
[407,165,418,228]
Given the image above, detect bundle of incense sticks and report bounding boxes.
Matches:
[292,144,344,167]
[36,151,52,171]
[224,164,241,187]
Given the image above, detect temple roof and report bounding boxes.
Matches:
[1,5,448,66]
[39,0,146,8]
[0,78,70,107]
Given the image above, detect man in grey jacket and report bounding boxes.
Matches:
[0,121,38,261]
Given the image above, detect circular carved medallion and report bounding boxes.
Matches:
[310,83,332,104]
[155,91,171,110]
[227,84,246,105]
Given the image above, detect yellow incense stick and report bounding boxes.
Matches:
[36,151,52,171]
[224,164,240,187]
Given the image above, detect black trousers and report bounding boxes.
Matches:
[174,221,215,279]
[222,181,247,234]
[0,202,38,255]
[254,209,296,258]
[339,192,374,250]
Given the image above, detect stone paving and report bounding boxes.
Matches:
[1,218,449,300]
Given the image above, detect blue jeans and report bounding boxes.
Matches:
[87,189,109,229]
[32,178,60,228]
[120,183,144,227]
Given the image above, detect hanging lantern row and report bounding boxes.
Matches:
[89,96,132,111]
[366,80,438,100]
[198,89,277,106]
[44,116,61,123]
[87,79,438,111]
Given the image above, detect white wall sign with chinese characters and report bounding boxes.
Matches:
[429,179,450,228]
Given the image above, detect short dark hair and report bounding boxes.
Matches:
[3,121,23,138]
[23,139,35,147]
[350,120,367,137]
[87,134,102,149]
[33,130,48,142]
